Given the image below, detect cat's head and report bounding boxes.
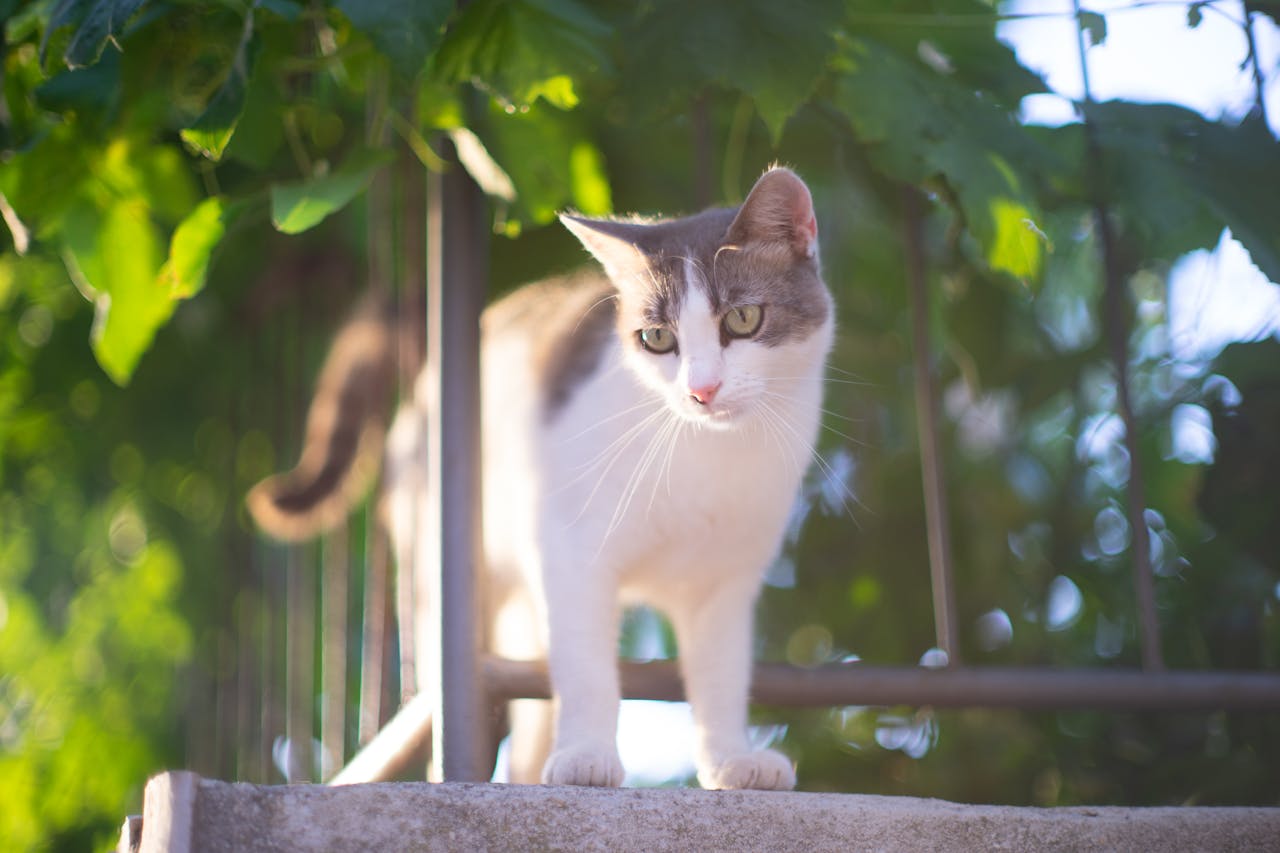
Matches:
[562,167,833,429]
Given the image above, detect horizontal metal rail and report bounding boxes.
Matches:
[328,655,1280,784]
[482,656,1280,712]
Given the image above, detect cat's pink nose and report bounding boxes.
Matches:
[688,382,721,405]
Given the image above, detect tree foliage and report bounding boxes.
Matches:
[2,0,1279,847]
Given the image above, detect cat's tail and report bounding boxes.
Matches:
[248,293,397,541]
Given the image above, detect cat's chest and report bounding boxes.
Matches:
[544,379,809,574]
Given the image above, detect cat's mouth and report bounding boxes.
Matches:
[679,397,744,428]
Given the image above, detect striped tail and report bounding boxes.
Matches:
[248,295,396,541]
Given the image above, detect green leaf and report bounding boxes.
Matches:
[433,0,613,110]
[158,197,245,300]
[1082,102,1237,264]
[270,149,395,234]
[568,140,610,217]
[831,38,1053,284]
[34,136,201,384]
[471,99,610,231]
[33,49,121,122]
[987,196,1045,282]
[336,0,452,80]
[42,0,150,68]
[417,76,466,131]
[846,0,1045,105]
[1187,2,1206,28]
[181,30,260,162]
[61,199,169,385]
[1184,117,1280,284]
[221,48,287,169]
[0,125,92,236]
[623,0,842,141]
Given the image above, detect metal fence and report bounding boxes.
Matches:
[329,159,1280,787]
[193,132,1280,791]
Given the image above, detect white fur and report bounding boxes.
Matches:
[390,253,832,791]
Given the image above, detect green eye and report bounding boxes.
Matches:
[723,304,764,338]
[638,327,677,354]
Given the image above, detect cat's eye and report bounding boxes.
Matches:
[723,304,764,338]
[637,327,677,354]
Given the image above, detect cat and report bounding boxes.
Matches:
[249,166,834,790]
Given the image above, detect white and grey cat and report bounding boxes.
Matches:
[250,166,834,790]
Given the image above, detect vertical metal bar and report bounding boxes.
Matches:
[1072,1,1164,671]
[286,544,315,782]
[426,151,488,782]
[358,506,388,745]
[397,150,428,702]
[321,526,348,779]
[264,557,285,779]
[902,186,961,665]
[236,582,261,781]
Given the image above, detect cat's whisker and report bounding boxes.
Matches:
[754,400,809,480]
[645,413,685,515]
[758,390,868,448]
[600,410,678,550]
[562,404,666,486]
[825,363,870,381]
[562,407,670,526]
[662,417,686,498]
[570,292,620,337]
[622,411,677,520]
[756,386,859,423]
[560,395,661,446]
[758,398,866,525]
[760,375,875,388]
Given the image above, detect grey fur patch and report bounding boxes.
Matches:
[484,273,619,422]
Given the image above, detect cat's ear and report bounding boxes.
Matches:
[726,167,819,259]
[560,214,650,287]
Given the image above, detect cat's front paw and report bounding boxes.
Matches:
[698,748,796,791]
[541,742,625,787]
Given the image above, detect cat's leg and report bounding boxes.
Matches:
[538,563,625,787]
[670,577,796,791]
[506,699,553,784]
[491,589,553,784]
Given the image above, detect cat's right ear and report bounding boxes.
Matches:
[560,214,650,289]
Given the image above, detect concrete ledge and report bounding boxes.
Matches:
[123,771,1280,853]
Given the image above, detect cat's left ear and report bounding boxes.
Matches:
[560,214,650,288]
[726,167,819,260]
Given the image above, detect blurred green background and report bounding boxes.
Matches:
[2,1,1279,849]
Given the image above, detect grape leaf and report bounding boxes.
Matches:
[1039,103,1279,287]
[432,0,612,110]
[846,0,1045,105]
[181,27,260,162]
[62,199,169,385]
[336,0,452,80]
[53,138,199,384]
[622,0,842,142]
[270,149,395,234]
[41,0,150,68]
[1182,116,1280,284]
[468,99,611,232]
[158,197,247,300]
[831,38,1052,284]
